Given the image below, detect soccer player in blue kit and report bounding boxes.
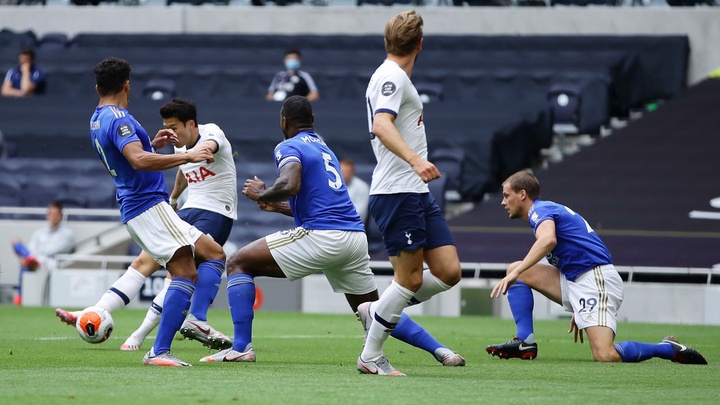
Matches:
[89,57,226,366]
[486,171,707,365]
[199,95,464,368]
[58,97,235,352]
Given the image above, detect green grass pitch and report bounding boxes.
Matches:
[1,306,718,404]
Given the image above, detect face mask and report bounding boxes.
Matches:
[285,59,301,71]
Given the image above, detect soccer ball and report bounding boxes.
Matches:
[76,306,114,344]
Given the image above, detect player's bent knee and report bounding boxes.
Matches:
[591,347,621,362]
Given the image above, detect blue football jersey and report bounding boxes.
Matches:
[90,105,167,223]
[274,130,364,231]
[528,200,613,281]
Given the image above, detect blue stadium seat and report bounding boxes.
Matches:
[0,177,22,207]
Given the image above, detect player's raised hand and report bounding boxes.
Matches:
[410,156,441,184]
[152,128,179,149]
[242,176,266,201]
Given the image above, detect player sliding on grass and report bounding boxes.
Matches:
[486,171,707,365]
[56,97,237,353]
[199,96,465,370]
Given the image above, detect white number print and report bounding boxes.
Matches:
[94,138,117,177]
[564,205,594,233]
[322,152,342,190]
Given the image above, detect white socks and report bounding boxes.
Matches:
[361,280,414,361]
[410,270,452,304]
[95,267,146,312]
[129,277,171,341]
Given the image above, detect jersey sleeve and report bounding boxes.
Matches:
[200,123,225,153]
[371,69,407,118]
[111,117,142,153]
[274,142,301,173]
[529,202,557,232]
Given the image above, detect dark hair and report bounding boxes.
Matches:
[281,95,313,128]
[159,98,198,126]
[94,57,131,97]
[285,49,302,58]
[504,171,541,200]
[19,48,35,62]
[48,201,63,211]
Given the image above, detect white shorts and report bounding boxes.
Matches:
[267,227,377,295]
[561,264,624,334]
[125,202,203,267]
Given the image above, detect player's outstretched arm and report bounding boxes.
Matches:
[122,141,213,172]
[246,162,302,203]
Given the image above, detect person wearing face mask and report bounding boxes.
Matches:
[266,49,320,102]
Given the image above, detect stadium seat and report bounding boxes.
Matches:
[547,82,582,136]
[142,78,177,101]
[0,177,22,207]
[427,175,448,215]
[430,147,465,201]
[38,33,70,49]
[415,82,444,103]
[21,175,69,207]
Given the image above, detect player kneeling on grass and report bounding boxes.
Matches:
[199,96,464,372]
[486,171,707,365]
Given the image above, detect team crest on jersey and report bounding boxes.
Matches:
[381,81,396,96]
[118,124,132,137]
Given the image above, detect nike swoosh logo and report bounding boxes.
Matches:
[519,343,535,350]
[674,342,687,351]
[188,321,211,335]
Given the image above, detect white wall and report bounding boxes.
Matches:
[0,7,718,84]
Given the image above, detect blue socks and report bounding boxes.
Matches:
[390,313,444,354]
[153,277,195,355]
[13,242,30,258]
[614,341,675,362]
[189,259,224,321]
[508,281,534,341]
[227,273,256,352]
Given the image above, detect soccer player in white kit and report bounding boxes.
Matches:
[357,10,463,376]
[57,98,237,353]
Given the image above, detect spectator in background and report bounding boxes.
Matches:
[266,49,319,102]
[11,201,74,305]
[340,157,369,224]
[2,49,46,97]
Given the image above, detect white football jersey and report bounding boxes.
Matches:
[174,123,238,219]
[365,59,428,195]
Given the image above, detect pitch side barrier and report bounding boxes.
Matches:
[368,261,720,285]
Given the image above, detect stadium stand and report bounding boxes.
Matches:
[0,31,691,204]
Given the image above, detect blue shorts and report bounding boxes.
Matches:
[177,208,233,246]
[369,192,454,257]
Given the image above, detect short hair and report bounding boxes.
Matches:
[94,57,131,97]
[19,48,35,62]
[285,49,302,58]
[503,171,541,200]
[384,10,423,56]
[159,98,198,126]
[48,201,63,212]
[281,95,313,128]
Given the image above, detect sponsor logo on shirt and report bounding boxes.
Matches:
[118,124,132,137]
[381,81,396,96]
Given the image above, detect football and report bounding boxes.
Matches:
[75,306,114,344]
